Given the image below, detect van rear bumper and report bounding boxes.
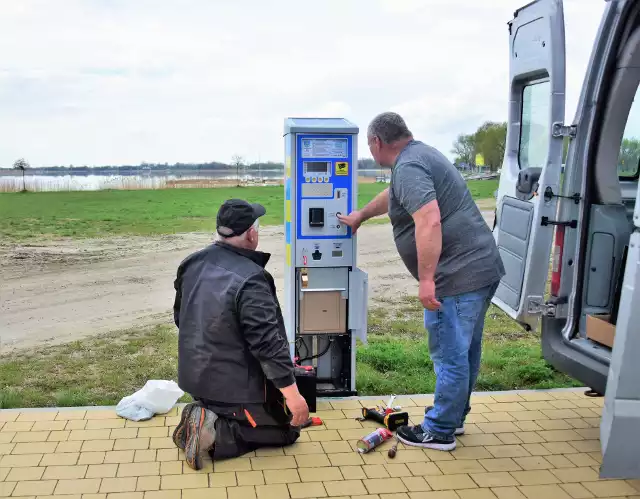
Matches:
[541,317,609,395]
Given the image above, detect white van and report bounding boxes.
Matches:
[493,0,640,479]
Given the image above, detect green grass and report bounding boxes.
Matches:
[0,296,579,409]
[0,180,498,241]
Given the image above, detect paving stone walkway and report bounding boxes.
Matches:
[1,389,639,499]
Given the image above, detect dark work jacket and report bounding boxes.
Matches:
[173,241,295,405]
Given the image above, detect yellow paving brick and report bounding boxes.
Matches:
[100,478,139,493]
[565,419,590,430]
[457,434,502,447]
[0,433,11,444]
[0,454,43,467]
[409,492,459,499]
[517,432,545,444]
[104,451,135,464]
[539,430,583,442]
[125,418,165,428]
[81,441,115,452]
[436,460,486,475]
[56,441,83,453]
[517,392,554,402]
[545,455,575,469]
[6,467,45,482]
[325,479,366,496]
[384,449,432,464]
[288,481,327,498]
[17,411,58,422]
[105,493,144,499]
[308,430,341,442]
[294,454,331,468]
[565,453,599,467]
[3,422,35,432]
[133,450,156,463]
[518,484,572,499]
[84,494,108,499]
[496,433,523,445]
[537,420,574,431]
[137,476,161,492]
[262,468,300,485]
[0,467,8,481]
[114,439,150,451]
[469,471,518,488]
[401,476,431,492]
[283,442,325,456]
[65,421,87,431]
[425,474,477,491]
[137,428,168,439]
[542,443,578,455]
[55,411,86,421]
[514,422,544,433]
[384,464,413,478]
[0,481,15,497]
[48,431,71,442]
[110,430,139,441]
[328,453,364,467]
[86,464,118,479]
[550,467,599,483]
[360,452,387,465]
[79,452,106,465]
[314,410,347,421]
[336,429,368,441]
[38,495,82,499]
[491,487,527,499]
[253,448,284,458]
[69,430,112,442]
[43,465,88,480]
[477,459,521,472]
[207,471,237,488]
[0,412,18,423]
[513,456,554,470]
[0,443,14,455]
[485,445,531,459]
[470,404,493,414]
[40,453,80,467]
[465,414,489,424]
[56,479,102,495]
[406,462,442,477]
[227,485,256,499]
[158,462,181,475]
[559,483,595,499]
[509,411,546,422]
[323,419,363,430]
[293,466,339,483]
[118,462,160,477]
[483,412,515,423]
[542,410,581,420]
[85,420,126,430]
[365,478,408,494]
[249,456,297,471]
[255,483,289,499]
[13,479,57,496]
[147,438,173,450]
[143,491,180,499]
[572,409,600,419]
[567,440,599,453]
[583,480,638,497]
[236,471,264,486]
[320,441,351,454]
[520,402,555,411]
[456,490,499,499]
[214,458,252,472]
[182,488,227,499]
[13,442,58,455]
[510,470,560,486]
[330,400,362,410]
[154,449,178,462]
[12,431,51,443]
[451,447,493,460]
[363,465,390,479]
[339,466,366,480]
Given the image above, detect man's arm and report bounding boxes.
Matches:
[413,200,442,282]
[360,187,390,220]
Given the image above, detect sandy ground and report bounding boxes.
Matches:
[0,211,494,352]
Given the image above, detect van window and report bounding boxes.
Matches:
[618,84,640,178]
[519,81,551,170]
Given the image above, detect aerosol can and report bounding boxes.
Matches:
[356,428,393,453]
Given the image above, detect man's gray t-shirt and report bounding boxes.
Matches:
[388,140,505,297]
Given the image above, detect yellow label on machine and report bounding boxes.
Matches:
[285,200,291,222]
[285,156,291,178]
[286,244,291,266]
[335,161,349,176]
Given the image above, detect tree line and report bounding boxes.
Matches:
[451,121,507,171]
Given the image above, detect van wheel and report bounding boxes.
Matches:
[584,388,603,397]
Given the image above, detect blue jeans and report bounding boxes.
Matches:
[421,282,498,439]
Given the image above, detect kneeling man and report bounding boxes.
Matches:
[172,199,309,469]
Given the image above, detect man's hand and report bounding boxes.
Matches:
[286,392,310,427]
[419,279,441,311]
[336,210,364,234]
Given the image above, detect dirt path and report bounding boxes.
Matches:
[1,212,494,352]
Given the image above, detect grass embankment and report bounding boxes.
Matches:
[0,299,579,409]
[0,180,498,241]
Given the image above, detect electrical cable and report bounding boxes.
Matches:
[297,338,333,364]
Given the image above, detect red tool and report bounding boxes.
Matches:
[301,417,323,429]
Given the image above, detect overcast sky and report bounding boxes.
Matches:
[0,0,606,168]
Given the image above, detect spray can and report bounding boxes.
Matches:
[356,428,393,453]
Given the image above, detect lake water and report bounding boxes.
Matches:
[0,169,384,192]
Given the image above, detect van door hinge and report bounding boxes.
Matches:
[526,296,557,318]
[552,122,577,138]
[541,216,578,229]
[543,186,581,204]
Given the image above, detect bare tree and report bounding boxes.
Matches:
[232,154,244,187]
[13,158,30,192]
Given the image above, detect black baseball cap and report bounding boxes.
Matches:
[216,199,266,237]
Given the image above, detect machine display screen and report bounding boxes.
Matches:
[303,161,331,175]
[301,138,348,159]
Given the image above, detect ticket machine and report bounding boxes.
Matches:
[283,118,368,397]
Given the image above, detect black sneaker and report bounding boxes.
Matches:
[424,406,465,435]
[396,424,456,451]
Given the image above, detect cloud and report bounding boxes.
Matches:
[0,0,605,167]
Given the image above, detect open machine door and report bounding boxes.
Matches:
[492,0,567,330]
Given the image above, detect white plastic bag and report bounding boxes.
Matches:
[116,380,184,421]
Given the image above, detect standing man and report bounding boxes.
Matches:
[338,112,504,451]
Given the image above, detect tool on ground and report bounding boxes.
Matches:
[356,428,393,453]
[359,396,409,432]
[388,437,399,459]
[300,417,323,429]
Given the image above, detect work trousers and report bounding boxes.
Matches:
[421,282,499,440]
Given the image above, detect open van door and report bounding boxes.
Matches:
[492,0,567,330]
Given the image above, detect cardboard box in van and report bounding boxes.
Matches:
[586,314,616,348]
